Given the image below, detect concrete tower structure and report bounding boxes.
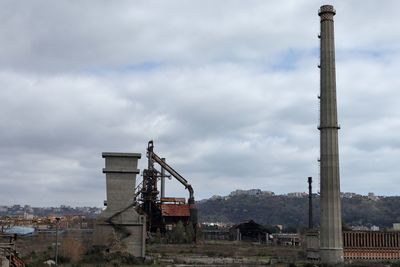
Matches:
[318,5,344,264]
[94,153,146,257]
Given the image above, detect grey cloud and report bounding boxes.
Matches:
[0,0,319,72]
[0,1,399,206]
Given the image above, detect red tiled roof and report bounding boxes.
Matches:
[161,204,190,217]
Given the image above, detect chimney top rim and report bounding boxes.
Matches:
[318,5,336,16]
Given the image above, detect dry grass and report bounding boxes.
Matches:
[148,240,302,258]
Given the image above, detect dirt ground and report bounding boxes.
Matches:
[147,241,304,266]
[15,235,305,266]
[13,236,400,266]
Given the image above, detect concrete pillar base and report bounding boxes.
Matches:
[320,248,344,265]
[304,230,320,260]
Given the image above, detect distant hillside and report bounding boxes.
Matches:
[197,193,400,230]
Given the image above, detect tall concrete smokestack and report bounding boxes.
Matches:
[318,5,344,264]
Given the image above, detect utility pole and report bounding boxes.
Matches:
[55,217,60,267]
[308,177,313,229]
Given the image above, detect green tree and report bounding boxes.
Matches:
[185,223,195,243]
[195,225,203,242]
[171,221,185,243]
[154,228,162,243]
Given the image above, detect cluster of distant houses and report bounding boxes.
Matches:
[199,189,384,202]
[0,215,95,237]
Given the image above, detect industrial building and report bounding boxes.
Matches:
[307,230,400,261]
[343,231,400,260]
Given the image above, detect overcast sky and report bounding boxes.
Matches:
[1,1,399,206]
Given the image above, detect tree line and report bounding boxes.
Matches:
[197,195,400,230]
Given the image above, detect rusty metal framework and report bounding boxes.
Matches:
[136,141,197,234]
[0,234,25,267]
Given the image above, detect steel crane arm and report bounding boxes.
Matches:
[151,152,187,184]
[149,147,195,204]
[147,141,194,204]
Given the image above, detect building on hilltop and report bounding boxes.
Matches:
[368,192,380,201]
[261,191,275,196]
[229,189,262,197]
[287,192,308,198]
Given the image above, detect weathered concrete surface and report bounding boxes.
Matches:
[304,230,320,261]
[0,256,10,267]
[318,5,344,265]
[94,152,146,258]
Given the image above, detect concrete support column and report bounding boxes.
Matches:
[356,233,358,247]
[378,233,380,247]
[355,233,357,247]
[363,233,365,247]
[369,233,372,247]
[372,233,375,247]
[382,233,385,247]
[364,233,367,247]
[377,233,380,247]
[354,233,356,248]
[384,233,386,247]
[357,233,359,247]
[369,235,374,248]
[354,233,358,247]
[386,233,389,247]
[393,233,396,247]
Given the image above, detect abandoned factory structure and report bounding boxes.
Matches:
[94,141,197,256]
